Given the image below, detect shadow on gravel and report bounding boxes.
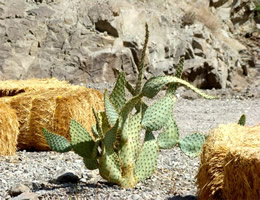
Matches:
[168,195,197,200]
[32,182,98,193]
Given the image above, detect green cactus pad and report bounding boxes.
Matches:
[135,131,159,181]
[104,120,119,150]
[119,112,142,167]
[157,116,179,149]
[238,114,246,126]
[142,76,216,99]
[70,119,93,142]
[99,150,122,184]
[83,157,98,170]
[43,128,72,152]
[99,111,111,135]
[113,68,135,96]
[142,95,174,131]
[119,95,141,125]
[135,24,149,95]
[92,108,105,137]
[140,101,148,114]
[91,125,99,139]
[104,90,119,126]
[125,80,136,96]
[179,133,206,157]
[70,119,97,158]
[110,72,126,112]
[175,56,184,78]
[167,56,184,95]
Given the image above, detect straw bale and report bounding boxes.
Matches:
[6,85,104,151]
[0,102,19,156]
[0,78,70,97]
[196,123,260,200]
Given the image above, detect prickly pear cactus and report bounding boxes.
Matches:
[238,114,246,126]
[43,24,215,188]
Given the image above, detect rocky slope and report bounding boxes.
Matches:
[0,0,259,90]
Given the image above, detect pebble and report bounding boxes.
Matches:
[12,192,38,200]
[9,184,30,197]
[54,170,80,184]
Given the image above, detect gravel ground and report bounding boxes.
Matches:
[0,85,259,199]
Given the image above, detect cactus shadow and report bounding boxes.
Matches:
[167,195,197,200]
[32,182,99,193]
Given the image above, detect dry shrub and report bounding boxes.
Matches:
[194,6,221,32]
[0,102,19,156]
[196,123,260,200]
[182,1,221,33]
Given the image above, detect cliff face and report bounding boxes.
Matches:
[0,0,259,89]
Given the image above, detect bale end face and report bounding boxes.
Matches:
[196,123,260,200]
[9,86,104,151]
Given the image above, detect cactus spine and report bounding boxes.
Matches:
[43,24,215,188]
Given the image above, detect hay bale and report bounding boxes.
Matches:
[0,102,19,156]
[196,123,260,200]
[4,85,104,151]
[0,78,70,97]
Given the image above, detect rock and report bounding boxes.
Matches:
[9,184,30,197]
[229,67,249,91]
[0,0,25,19]
[12,192,38,200]
[0,0,257,90]
[54,170,80,184]
[210,0,257,34]
[27,6,55,18]
[182,57,226,89]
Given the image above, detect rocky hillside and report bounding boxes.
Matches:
[0,0,259,90]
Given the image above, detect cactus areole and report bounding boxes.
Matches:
[43,24,215,188]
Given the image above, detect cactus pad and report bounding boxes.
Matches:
[179,133,206,157]
[110,72,126,112]
[238,114,246,126]
[70,119,96,158]
[119,112,142,166]
[92,108,104,137]
[104,90,119,126]
[167,56,184,95]
[157,116,179,149]
[99,151,122,184]
[91,125,99,139]
[83,157,98,170]
[135,23,149,95]
[125,80,135,96]
[104,120,119,150]
[43,128,72,152]
[142,76,216,99]
[142,95,174,131]
[135,131,159,181]
[119,95,141,125]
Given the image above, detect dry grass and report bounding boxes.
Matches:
[0,78,104,151]
[0,102,19,156]
[178,0,221,33]
[193,7,221,33]
[196,123,260,200]
[0,78,70,98]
